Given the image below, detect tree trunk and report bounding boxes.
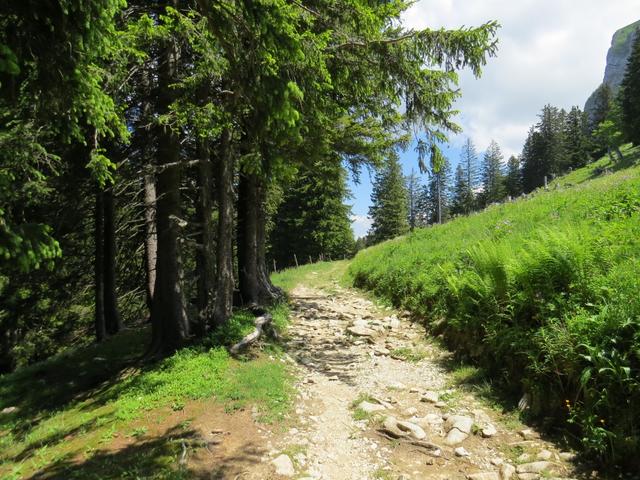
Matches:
[149,19,189,356]
[103,186,122,334]
[237,172,260,305]
[95,188,106,342]
[195,138,216,335]
[141,63,157,314]
[436,175,442,224]
[256,181,283,304]
[143,171,157,312]
[213,127,235,327]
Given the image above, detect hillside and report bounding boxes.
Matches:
[349,145,640,467]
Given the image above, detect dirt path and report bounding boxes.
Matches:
[264,280,580,480]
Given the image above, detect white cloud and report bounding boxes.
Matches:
[350,214,372,238]
[402,0,639,157]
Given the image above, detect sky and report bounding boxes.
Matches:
[349,0,640,238]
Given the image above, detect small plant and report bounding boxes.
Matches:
[390,347,428,362]
[372,468,394,480]
[350,392,375,409]
[352,407,372,422]
[130,426,148,438]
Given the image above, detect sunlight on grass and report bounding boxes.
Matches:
[271,259,350,293]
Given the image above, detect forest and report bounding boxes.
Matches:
[1,0,499,369]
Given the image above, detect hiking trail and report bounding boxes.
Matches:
[258,272,579,480]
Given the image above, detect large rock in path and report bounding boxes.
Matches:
[272,454,295,477]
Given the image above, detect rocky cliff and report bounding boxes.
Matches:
[585,19,640,117]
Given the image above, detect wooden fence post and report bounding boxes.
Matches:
[293,253,299,268]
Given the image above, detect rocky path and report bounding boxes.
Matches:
[264,280,580,480]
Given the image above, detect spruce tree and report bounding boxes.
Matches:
[460,138,479,213]
[521,105,564,192]
[368,152,409,243]
[414,183,431,228]
[450,164,470,216]
[270,158,355,267]
[481,140,505,205]
[504,155,523,198]
[620,29,640,145]
[405,169,420,230]
[425,157,452,224]
[562,106,591,169]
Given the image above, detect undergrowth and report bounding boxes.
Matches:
[349,145,640,468]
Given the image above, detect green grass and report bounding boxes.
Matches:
[349,145,640,468]
[0,306,292,479]
[612,20,640,51]
[271,260,350,293]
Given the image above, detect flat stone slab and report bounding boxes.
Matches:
[358,401,386,414]
[516,461,553,474]
[347,326,377,337]
[468,473,500,480]
[396,420,427,440]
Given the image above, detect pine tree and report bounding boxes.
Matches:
[368,152,409,243]
[504,155,523,198]
[481,140,505,205]
[620,29,640,145]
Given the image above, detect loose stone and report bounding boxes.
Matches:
[272,454,295,477]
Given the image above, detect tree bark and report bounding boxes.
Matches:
[141,63,157,314]
[150,17,189,356]
[238,173,283,306]
[256,179,284,303]
[103,186,122,334]
[95,188,106,342]
[143,171,157,312]
[237,172,260,305]
[213,127,235,327]
[195,138,216,335]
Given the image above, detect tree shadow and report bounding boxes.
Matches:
[588,146,640,180]
[0,329,147,447]
[26,424,266,480]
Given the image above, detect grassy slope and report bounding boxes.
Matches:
[613,19,640,51]
[0,305,291,479]
[348,145,640,466]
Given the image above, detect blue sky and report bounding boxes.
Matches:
[348,0,639,238]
